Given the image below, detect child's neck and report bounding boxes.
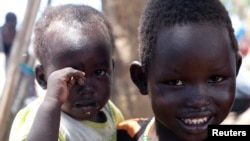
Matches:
[89,111,107,123]
[154,119,181,141]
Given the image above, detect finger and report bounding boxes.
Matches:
[68,76,76,86]
[71,70,85,85]
[77,77,85,85]
[70,69,84,77]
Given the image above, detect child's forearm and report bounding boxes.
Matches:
[26,97,62,141]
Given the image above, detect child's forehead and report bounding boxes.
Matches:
[151,23,237,75]
[48,20,109,35]
[155,23,232,58]
[47,21,93,37]
[45,20,111,47]
[43,21,112,57]
[48,21,83,44]
[157,23,229,44]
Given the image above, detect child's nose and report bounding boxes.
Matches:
[186,85,211,108]
[79,78,94,95]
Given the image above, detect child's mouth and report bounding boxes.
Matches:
[181,117,209,125]
[73,100,100,112]
[177,115,213,134]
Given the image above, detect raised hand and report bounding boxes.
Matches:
[45,67,85,104]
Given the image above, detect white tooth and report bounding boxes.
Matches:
[193,119,197,124]
[202,118,205,123]
[184,119,190,124]
[183,117,208,125]
[198,119,202,124]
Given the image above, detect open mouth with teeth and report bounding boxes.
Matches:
[177,116,213,134]
[181,117,209,125]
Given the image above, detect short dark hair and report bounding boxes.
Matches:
[138,0,238,73]
[34,4,114,65]
[5,12,17,23]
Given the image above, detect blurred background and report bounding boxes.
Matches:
[1,0,250,140]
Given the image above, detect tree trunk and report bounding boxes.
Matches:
[102,0,153,119]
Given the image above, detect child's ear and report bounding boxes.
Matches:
[236,53,242,75]
[35,64,47,89]
[130,61,148,95]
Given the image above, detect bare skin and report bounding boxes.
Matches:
[130,23,242,141]
[26,22,113,141]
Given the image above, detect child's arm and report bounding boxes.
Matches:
[26,67,85,141]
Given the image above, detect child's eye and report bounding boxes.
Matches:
[166,80,184,86]
[208,76,224,83]
[93,69,106,76]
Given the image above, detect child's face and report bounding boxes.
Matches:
[147,23,240,140]
[43,26,112,120]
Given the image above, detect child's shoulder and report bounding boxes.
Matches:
[117,118,151,141]
[105,100,124,123]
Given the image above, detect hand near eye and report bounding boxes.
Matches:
[46,67,85,104]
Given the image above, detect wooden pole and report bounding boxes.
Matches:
[11,54,36,115]
[0,0,41,140]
